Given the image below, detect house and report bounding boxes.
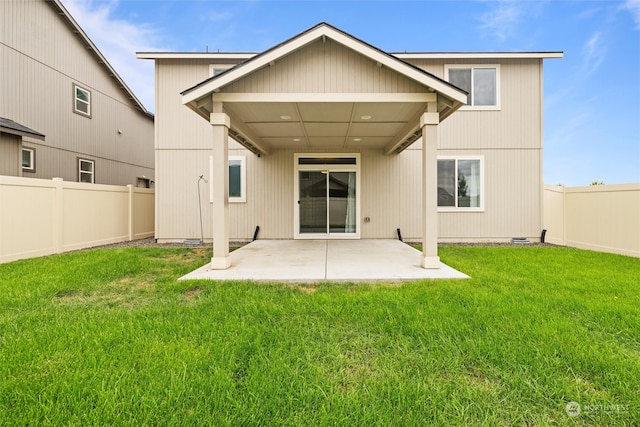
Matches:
[0,0,154,187]
[138,23,561,269]
[0,118,46,176]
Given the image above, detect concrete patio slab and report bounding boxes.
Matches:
[180,240,469,282]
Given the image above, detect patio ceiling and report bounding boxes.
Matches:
[221,99,430,152]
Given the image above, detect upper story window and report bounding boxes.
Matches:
[445,65,500,110]
[78,158,95,183]
[437,156,484,211]
[22,147,35,172]
[209,65,233,77]
[73,84,91,117]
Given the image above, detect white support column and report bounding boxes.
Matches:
[210,105,231,270]
[420,104,441,269]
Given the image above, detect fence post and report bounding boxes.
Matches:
[53,178,64,254]
[128,185,134,241]
[561,185,567,246]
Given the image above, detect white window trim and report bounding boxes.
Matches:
[293,153,361,240]
[437,155,485,212]
[444,64,501,111]
[78,158,95,183]
[208,155,247,203]
[73,84,92,117]
[228,155,246,203]
[22,147,35,172]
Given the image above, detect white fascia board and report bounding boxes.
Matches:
[394,52,564,59]
[183,27,332,104]
[136,52,256,60]
[211,92,438,103]
[138,52,564,61]
[324,29,468,104]
[183,24,468,106]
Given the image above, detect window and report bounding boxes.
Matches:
[73,84,91,117]
[228,156,246,203]
[78,158,95,183]
[209,65,233,77]
[437,156,483,210]
[208,155,247,203]
[445,65,500,109]
[22,147,35,172]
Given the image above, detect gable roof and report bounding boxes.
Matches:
[47,0,153,119]
[181,22,468,108]
[0,117,46,140]
[178,23,474,156]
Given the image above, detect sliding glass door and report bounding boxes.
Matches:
[297,163,358,237]
[299,171,328,234]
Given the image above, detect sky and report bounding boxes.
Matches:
[61,0,640,186]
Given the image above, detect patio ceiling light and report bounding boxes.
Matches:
[280,115,291,120]
[360,115,372,120]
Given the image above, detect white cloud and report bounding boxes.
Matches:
[60,0,167,112]
[582,31,606,75]
[623,0,640,29]
[478,1,523,42]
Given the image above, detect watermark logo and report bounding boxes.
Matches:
[566,401,581,417]
[565,401,629,417]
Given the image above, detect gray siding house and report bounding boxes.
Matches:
[1,0,154,186]
[138,23,561,269]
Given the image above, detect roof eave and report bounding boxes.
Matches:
[48,0,154,119]
[0,127,46,140]
[0,118,46,140]
[137,52,256,60]
[394,52,564,59]
[182,22,468,106]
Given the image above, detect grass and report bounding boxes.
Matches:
[0,245,638,426]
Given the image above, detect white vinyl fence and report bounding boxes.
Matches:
[543,183,640,257]
[0,176,154,264]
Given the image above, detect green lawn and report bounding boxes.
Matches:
[0,245,638,426]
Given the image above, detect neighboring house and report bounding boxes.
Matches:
[0,0,154,187]
[0,117,45,176]
[138,23,561,269]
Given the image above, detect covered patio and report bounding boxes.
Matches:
[179,23,467,276]
[180,240,468,282]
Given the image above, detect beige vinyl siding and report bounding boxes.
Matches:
[404,57,544,240]
[223,39,427,94]
[154,45,430,241]
[406,58,543,150]
[0,0,154,185]
[154,58,242,240]
[227,146,540,242]
[14,142,153,186]
[435,148,542,241]
[158,146,421,242]
[156,59,220,150]
[154,51,545,242]
[159,145,542,242]
[1,0,131,106]
[0,133,21,176]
